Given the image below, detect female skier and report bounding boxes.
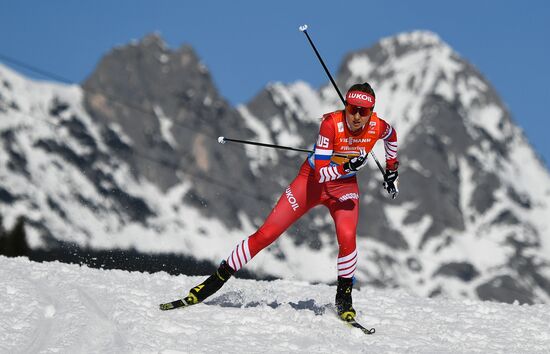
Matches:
[169,82,398,320]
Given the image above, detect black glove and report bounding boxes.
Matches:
[343,151,368,173]
[383,169,399,199]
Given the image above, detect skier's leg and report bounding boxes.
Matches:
[225,173,319,272]
[325,181,360,319]
[186,174,319,303]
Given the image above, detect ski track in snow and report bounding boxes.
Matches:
[1,257,549,353]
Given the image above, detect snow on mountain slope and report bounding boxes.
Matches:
[0,63,252,260]
[1,256,550,353]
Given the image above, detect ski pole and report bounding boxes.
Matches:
[218,136,313,154]
[298,24,386,178]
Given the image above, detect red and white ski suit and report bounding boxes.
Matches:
[226,110,398,279]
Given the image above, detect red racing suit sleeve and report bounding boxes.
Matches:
[314,117,346,183]
[379,118,398,170]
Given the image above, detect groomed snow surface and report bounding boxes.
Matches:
[1,256,549,353]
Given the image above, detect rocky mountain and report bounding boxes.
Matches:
[1,31,549,304]
[82,34,265,227]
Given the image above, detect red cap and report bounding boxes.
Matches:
[346,90,375,108]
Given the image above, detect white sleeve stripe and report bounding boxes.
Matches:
[325,167,333,180]
[324,167,334,182]
[325,168,332,181]
[319,168,328,183]
[327,167,338,180]
[381,126,393,140]
[319,166,342,182]
[315,148,333,155]
[327,167,336,180]
[337,250,357,263]
[385,142,397,147]
[331,166,342,180]
[319,168,326,182]
[385,143,397,155]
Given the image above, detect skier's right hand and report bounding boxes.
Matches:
[343,150,368,173]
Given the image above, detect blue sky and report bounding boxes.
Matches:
[1,1,549,165]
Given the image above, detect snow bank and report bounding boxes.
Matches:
[1,256,549,353]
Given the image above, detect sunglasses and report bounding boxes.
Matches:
[346,104,372,116]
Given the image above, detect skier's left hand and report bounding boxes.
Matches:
[383,169,399,199]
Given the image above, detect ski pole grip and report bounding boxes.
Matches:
[299,24,308,32]
[217,136,226,144]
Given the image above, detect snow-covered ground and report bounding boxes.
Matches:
[1,256,549,353]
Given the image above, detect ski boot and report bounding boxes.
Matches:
[335,276,356,321]
[184,260,235,305]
